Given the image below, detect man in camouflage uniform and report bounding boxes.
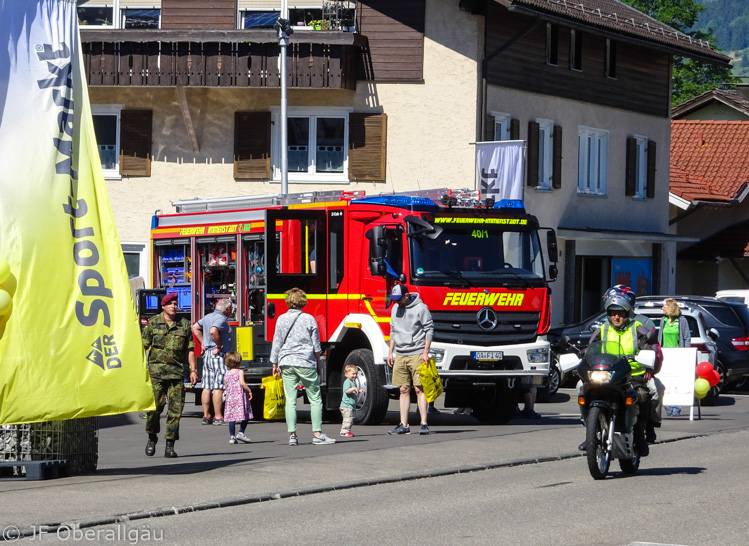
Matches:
[142,292,197,458]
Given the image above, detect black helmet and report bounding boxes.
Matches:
[603,291,633,324]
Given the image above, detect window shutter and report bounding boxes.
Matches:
[625,137,636,196]
[234,112,271,180]
[510,118,520,140]
[485,115,495,142]
[552,125,562,189]
[120,110,152,177]
[527,121,539,187]
[348,113,387,182]
[646,140,656,199]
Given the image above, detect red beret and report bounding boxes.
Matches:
[161,292,178,306]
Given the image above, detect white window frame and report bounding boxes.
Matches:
[577,126,608,196]
[122,242,148,282]
[634,135,648,199]
[270,107,352,184]
[491,112,512,141]
[536,118,554,190]
[91,104,123,180]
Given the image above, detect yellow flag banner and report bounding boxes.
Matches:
[0,0,155,424]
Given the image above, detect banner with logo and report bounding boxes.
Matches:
[476,141,524,200]
[0,0,154,424]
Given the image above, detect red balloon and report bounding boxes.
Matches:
[696,361,714,380]
[707,368,721,387]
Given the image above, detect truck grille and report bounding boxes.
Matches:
[431,311,540,346]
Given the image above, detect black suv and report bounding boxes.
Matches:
[637,296,749,401]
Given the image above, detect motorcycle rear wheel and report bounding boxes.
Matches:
[586,406,611,480]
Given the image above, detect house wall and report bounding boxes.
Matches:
[90,0,480,281]
[486,86,672,324]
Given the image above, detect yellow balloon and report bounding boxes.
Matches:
[0,259,9,285]
[0,272,17,297]
[0,289,11,315]
[694,377,710,399]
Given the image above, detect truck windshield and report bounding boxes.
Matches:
[409,221,545,287]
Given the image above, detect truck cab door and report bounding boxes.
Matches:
[265,208,328,342]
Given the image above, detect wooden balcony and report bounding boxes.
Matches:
[80,29,364,89]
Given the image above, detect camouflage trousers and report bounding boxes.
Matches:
[145,378,185,441]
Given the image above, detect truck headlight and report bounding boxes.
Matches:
[527,347,549,364]
[430,348,445,364]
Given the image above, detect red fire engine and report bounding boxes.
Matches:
[149,188,558,425]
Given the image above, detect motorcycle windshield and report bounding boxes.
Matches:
[586,340,626,368]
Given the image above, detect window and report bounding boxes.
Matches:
[537,119,554,190]
[77,4,115,28]
[634,136,648,198]
[122,9,160,29]
[122,243,147,280]
[91,105,122,179]
[605,38,617,79]
[492,112,512,141]
[240,11,280,29]
[578,126,608,196]
[570,29,582,71]
[546,23,558,66]
[271,108,350,182]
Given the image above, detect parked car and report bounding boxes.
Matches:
[540,311,606,402]
[637,296,749,404]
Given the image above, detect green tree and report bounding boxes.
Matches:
[622,0,737,107]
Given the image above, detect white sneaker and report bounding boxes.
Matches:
[312,433,336,445]
[236,432,251,443]
[229,437,237,445]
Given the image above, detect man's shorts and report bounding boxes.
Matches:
[391,353,423,387]
[202,352,227,390]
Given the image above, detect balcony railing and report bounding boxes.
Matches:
[80,29,363,89]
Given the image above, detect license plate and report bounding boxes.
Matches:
[472,351,503,360]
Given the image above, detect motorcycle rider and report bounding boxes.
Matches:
[577,287,659,456]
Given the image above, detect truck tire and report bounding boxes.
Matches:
[345,349,388,426]
[471,381,519,425]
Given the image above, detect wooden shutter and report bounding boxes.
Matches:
[527,121,539,187]
[510,118,520,140]
[485,115,495,142]
[552,125,562,189]
[625,137,636,197]
[646,140,656,199]
[348,113,387,182]
[234,112,271,180]
[120,110,152,177]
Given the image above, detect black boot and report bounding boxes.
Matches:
[145,434,157,457]
[578,441,587,452]
[164,440,178,458]
[634,428,649,457]
[646,422,657,444]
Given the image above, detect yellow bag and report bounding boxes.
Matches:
[261,375,286,420]
[418,357,443,403]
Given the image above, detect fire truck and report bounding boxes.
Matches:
[148,188,558,425]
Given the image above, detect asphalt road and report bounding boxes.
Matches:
[2,388,748,545]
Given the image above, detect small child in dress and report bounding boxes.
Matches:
[223,351,253,444]
[340,364,364,437]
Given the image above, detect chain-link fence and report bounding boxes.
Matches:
[0,418,98,478]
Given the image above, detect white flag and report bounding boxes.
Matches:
[476,141,524,200]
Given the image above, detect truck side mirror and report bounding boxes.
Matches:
[365,226,387,277]
[548,264,558,281]
[546,230,558,263]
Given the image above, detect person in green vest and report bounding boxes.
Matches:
[578,286,660,455]
[659,299,690,417]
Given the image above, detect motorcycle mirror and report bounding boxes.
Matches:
[635,349,656,370]
[558,352,580,373]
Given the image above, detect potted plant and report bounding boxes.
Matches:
[309,19,329,30]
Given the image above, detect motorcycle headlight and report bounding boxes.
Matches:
[589,370,611,383]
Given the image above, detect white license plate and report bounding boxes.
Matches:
[473,351,503,360]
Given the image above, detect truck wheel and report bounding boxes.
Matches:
[346,349,388,426]
[536,360,560,403]
[472,381,518,425]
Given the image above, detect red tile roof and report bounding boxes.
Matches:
[670,120,749,203]
[499,0,730,64]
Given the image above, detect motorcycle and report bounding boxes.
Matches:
[558,338,656,480]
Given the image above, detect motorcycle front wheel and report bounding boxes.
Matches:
[586,406,611,480]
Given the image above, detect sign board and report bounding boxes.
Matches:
[659,348,697,407]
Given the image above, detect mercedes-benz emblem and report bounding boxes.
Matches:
[477,307,498,331]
